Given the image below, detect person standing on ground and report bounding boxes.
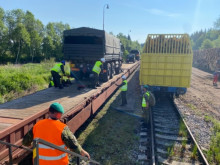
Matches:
[51,60,66,89]
[22,102,90,165]
[142,85,156,123]
[91,58,105,89]
[116,75,128,106]
[213,60,220,86]
[213,72,219,86]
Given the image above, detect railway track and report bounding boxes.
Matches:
[0,62,140,164]
[150,94,209,165]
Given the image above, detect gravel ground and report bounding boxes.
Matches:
[175,99,213,151]
[173,67,220,153]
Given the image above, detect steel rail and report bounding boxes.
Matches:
[33,138,99,165]
[172,100,210,165]
[150,95,209,165]
[150,107,155,165]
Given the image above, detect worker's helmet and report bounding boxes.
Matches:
[143,85,149,89]
[49,102,64,114]
[61,60,65,65]
[122,75,126,79]
[100,58,105,63]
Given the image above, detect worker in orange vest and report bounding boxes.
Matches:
[22,102,90,165]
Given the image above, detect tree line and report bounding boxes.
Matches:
[191,16,220,50]
[0,8,141,64]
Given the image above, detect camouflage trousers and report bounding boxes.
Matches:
[142,107,150,124]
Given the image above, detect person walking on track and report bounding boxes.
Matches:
[142,85,155,123]
[22,102,90,165]
[91,58,105,89]
[51,60,66,89]
[116,75,128,106]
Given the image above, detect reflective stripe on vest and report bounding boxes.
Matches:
[120,80,127,91]
[142,91,150,107]
[39,153,67,161]
[51,63,62,73]
[92,61,102,74]
[39,144,65,150]
[33,119,68,165]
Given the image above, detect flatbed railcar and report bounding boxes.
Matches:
[0,63,139,164]
[140,34,193,96]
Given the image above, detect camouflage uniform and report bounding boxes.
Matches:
[22,126,82,153]
[142,91,155,124]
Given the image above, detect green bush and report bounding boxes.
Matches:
[206,118,220,165]
[0,60,55,103]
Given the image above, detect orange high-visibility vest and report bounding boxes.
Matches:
[33,119,68,165]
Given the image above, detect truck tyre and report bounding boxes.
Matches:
[111,62,115,78]
[103,63,111,82]
[115,61,121,74]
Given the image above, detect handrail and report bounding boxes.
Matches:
[0,140,32,165]
[33,138,100,165]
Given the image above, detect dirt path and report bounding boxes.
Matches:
[177,67,220,120]
[175,67,220,150]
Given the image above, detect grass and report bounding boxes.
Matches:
[204,115,220,165]
[178,120,188,150]
[0,59,57,103]
[186,103,197,111]
[167,145,175,157]
[73,91,140,165]
[0,59,73,104]
[191,144,198,159]
[204,115,213,122]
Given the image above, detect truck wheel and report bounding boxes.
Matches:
[111,62,115,78]
[115,61,121,74]
[103,63,111,81]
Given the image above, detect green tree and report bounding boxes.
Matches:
[23,11,44,62]
[5,9,31,63]
[45,22,70,60]
[193,34,205,50]
[206,29,219,41]
[0,7,9,63]
[117,33,141,61]
[214,16,220,30]
[12,23,30,63]
[42,36,55,60]
[200,39,214,49]
[213,36,220,48]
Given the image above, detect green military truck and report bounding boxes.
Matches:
[63,27,123,81]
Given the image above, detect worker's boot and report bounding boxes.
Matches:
[67,79,72,85]
[59,84,64,89]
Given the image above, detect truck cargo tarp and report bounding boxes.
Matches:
[105,32,120,55]
[63,27,121,61]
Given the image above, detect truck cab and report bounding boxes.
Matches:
[130,49,140,61]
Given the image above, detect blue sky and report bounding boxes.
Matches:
[1,0,220,43]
